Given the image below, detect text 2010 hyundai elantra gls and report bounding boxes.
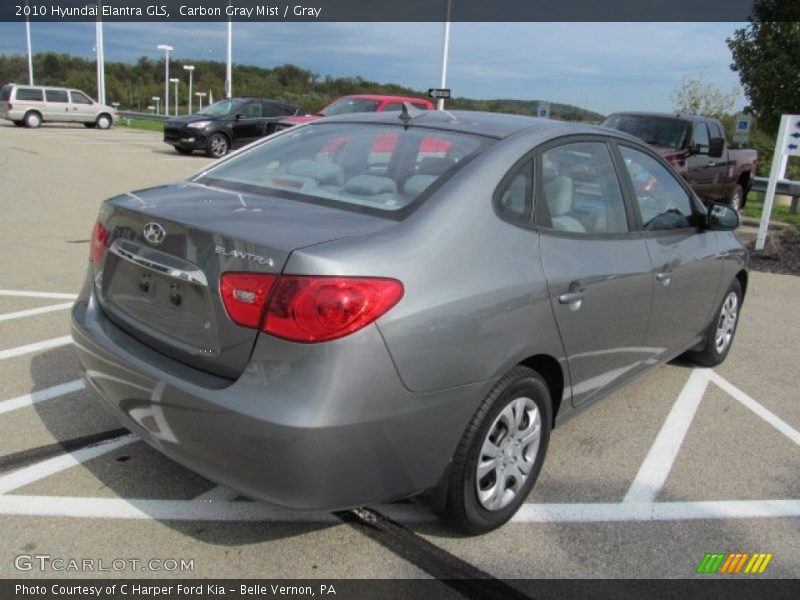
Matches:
[72,109,747,533]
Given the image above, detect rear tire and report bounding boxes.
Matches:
[95,114,112,130]
[206,133,230,158]
[445,366,551,534]
[729,184,744,211]
[24,111,42,128]
[686,279,742,367]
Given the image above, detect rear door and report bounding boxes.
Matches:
[536,138,653,407]
[616,144,723,357]
[44,88,70,122]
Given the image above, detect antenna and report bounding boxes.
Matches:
[399,102,425,129]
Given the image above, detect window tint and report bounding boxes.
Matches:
[262,102,296,117]
[239,102,262,118]
[383,103,403,112]
[691,122,709,148]
[16,87,43,102]
[496,160,532,221]
[45,89,69,103]
[620,146,695,231]
[541,142,629,234]
[0,85,11,101]
[601,114,688,151]
[197,123,486,214]
[70,91,92,105]
[322,98,381,116]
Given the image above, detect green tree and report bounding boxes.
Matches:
[727,0,800,134]
[670,74,740,119]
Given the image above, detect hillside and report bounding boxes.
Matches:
[0,52,604,122]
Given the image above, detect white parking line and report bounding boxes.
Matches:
[0,290,77,299]
[0,336,73,361]
[0,380,84,416]
[0,302,73,323]
[623,368,709,503]
[0,435,137,495]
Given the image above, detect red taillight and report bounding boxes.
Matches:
[220,273,404,343]
[220,272,278,328]
[90,221,109,264]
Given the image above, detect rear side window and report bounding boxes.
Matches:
[383,102,403,112]
[0,85,11,101]
[263,102,296,117]
[541,142,629,234]
[239,102,262,118]
[197,123,487,215]
[15,87,43,102]
[70,91,92,105]
[45,89,69,103]
[619,146,694,231]
[495,160,533,222]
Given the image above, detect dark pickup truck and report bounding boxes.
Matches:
[602,112,757,210]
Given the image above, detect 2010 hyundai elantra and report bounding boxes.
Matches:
[72,109,747,533]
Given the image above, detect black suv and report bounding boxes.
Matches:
[164,97,302,157]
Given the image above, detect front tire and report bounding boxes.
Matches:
[445,366,552,534]
[686,279,742,367]
[206,133,230,158]
[24,111,42,128]
[95,114,112,130]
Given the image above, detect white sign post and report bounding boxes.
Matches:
[756,114,800,250]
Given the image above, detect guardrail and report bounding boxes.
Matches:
[751,176,800,214]
[118,111,168,122]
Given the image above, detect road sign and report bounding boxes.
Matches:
[756,114,800,250]
[733,113,752,144]
[537,102,550,119]
[428,88,451,100]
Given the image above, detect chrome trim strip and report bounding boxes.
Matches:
[108,241,208,287]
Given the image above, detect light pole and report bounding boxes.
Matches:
[157,44,173,116]
[93,2,106,105]
[24,1,34,85]
[169,78,179,116]
[225,0,233,98]
[151,96,160,115]
[437,0,452,110]
[195,92,207,111]
[183,65,195,114]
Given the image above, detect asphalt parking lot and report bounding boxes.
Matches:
[0,122,798,585]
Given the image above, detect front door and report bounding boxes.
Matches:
[617,144,723,356]
[69,90,95,123]
[537,139,653,407]
[232,101,264,146]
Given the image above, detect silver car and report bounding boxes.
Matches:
[71,110,746,533]
[0,83,117,129]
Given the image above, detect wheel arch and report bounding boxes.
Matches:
[518,353,564,427]
[735,269,748,302]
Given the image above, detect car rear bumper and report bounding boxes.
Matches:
[70,276,482,511]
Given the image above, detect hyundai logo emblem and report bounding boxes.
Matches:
[143,222,166,245]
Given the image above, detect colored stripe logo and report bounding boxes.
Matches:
[697,552,773,574]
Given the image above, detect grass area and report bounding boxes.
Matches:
[118,118,164,133]
[743,193,800,229]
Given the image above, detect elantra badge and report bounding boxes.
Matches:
[143,222,166,245]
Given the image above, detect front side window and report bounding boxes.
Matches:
[70,91,93,105]
[15,87,43,102]
[691,122,709,149]
[196,123,487,215]
[198,100,235,117]
[45,89,69,103]
[541,142,629,234]
[620,146,695,231]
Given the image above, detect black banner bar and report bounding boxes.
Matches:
[2,0,760,23]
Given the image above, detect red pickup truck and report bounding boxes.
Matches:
[602,112,757,210]
[276,94,434,130]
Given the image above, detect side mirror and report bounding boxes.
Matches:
[708,137,724,158]
[707,202,739,231]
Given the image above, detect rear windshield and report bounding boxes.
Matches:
[0,85,11,101]
[195,123,488,215]
[15,87,44,102]
[602,114,689,151]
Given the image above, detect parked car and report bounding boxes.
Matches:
[602,112,757,210]
[73,111,747,533]
[275,94,434,131]
[0,83,117,129]
[163,97,302,158]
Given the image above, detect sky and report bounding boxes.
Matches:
[0,21,748,116]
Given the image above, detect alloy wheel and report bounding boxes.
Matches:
[715,291,738,354]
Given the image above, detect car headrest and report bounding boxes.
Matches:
[344,175,398,196]
[287,160,344,186]
[545,176,574,216]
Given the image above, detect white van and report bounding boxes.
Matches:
[0,84,117,129]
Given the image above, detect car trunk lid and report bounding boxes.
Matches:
[94,182,393,379]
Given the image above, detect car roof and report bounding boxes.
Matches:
[338,94,430,103]
[608,111,718,124]
[317,109,619,141]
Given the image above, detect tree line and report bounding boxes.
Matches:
[0,52,604,123]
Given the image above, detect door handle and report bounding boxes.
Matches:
[558,290,586,304]
[714,251,730,259]
[655,270,672,286]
